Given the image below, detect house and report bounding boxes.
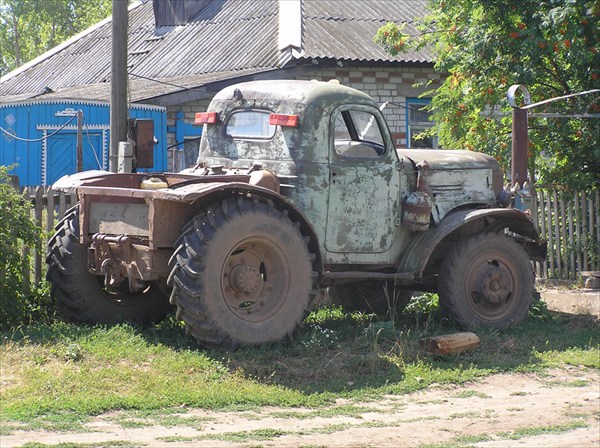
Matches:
[1,0,442,181]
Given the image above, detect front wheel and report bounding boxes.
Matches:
[438,233,534,329]
[168,197,317,350]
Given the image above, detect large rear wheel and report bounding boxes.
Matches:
[438,233,534,329]
[168,197,317,350]
[46,206,172,325]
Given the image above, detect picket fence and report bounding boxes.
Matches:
[21,186,600,284]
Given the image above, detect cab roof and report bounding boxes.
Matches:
[211,79,377,113]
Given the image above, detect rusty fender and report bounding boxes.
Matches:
[397,208,547,278]
[129,182,321,272]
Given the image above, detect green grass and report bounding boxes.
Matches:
[22,442,141,448]
[1,297,598,433]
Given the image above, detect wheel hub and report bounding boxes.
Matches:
[229,264,261,293]
[480,269,510,304]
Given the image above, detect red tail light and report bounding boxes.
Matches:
[194,112,218,124]
[269,114,298,127]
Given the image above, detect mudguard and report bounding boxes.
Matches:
[397,208,545,278]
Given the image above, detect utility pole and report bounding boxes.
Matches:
[109,0,129,172]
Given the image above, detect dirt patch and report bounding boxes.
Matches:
[2,366,598,448]
[2,290,598,448]
[540,288,600,318]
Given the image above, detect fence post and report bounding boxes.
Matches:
[46,187,55,233]
[33,187,44,284]
[21,188,31,294]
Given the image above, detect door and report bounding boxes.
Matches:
[46,131,104,185]
[325,106,401,254]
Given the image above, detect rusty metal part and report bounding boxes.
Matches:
[465,250,516,319]
[220,238,288,322]
[402,160,432,232]
[89,233,169,292]
[249,169,280,193]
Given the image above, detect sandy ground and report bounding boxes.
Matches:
[1,288,598,448]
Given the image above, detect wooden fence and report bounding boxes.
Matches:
[534,188,599,280]
[22,187,78,285]
[20,186,600,284]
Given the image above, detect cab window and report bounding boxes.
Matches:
[225,110,276,139]
[333,109,386,158]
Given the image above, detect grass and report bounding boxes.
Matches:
[1,295,598,434]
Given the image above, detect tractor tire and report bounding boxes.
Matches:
[46,206,172,326]
[438,232,534,330]
[329,281,412,316]
[168,197,317,350]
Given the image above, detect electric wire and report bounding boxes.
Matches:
[0,113,78,142]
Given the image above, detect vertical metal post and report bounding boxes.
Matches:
[110,0,129,173]
[507,84,532,188]
[76,110,83,172]
[511,108,528,187]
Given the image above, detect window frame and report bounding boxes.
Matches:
[406,98,438,149]
[331,105,389,160]
[224,109,276,140]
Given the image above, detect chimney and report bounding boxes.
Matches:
[153,0,210,27]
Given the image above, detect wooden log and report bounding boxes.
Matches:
[418,332,481,355]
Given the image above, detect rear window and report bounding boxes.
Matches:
[225,110,276,139]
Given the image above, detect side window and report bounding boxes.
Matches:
[333,109,386,159]
[225,110,276,139]
[406,99,438,148]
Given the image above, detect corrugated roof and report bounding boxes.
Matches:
[0,0,432,102]
[302,0,432,63]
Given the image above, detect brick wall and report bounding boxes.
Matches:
[165,65,445,168]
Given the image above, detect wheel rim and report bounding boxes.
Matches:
[464,252,519,321]
[220,237,290,322]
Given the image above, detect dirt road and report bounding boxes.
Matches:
[2,289,598,448]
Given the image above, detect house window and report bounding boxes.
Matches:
[406,99,438,148]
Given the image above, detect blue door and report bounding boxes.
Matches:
[46,131,104,185]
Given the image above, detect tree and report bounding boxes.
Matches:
[0,0,111,75]
[375,0,600,190]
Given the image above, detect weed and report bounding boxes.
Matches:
[451,390,491,399]
[498,420,588,439]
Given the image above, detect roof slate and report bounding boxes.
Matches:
[0,0,431,103]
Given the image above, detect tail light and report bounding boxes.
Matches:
[195,112,218,125]
[269,114,298,127]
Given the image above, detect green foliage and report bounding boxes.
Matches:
[0,166,44,328]
[375,0,600,190]
[0,0,112,74]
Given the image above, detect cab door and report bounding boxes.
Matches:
[325,105,401,256]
